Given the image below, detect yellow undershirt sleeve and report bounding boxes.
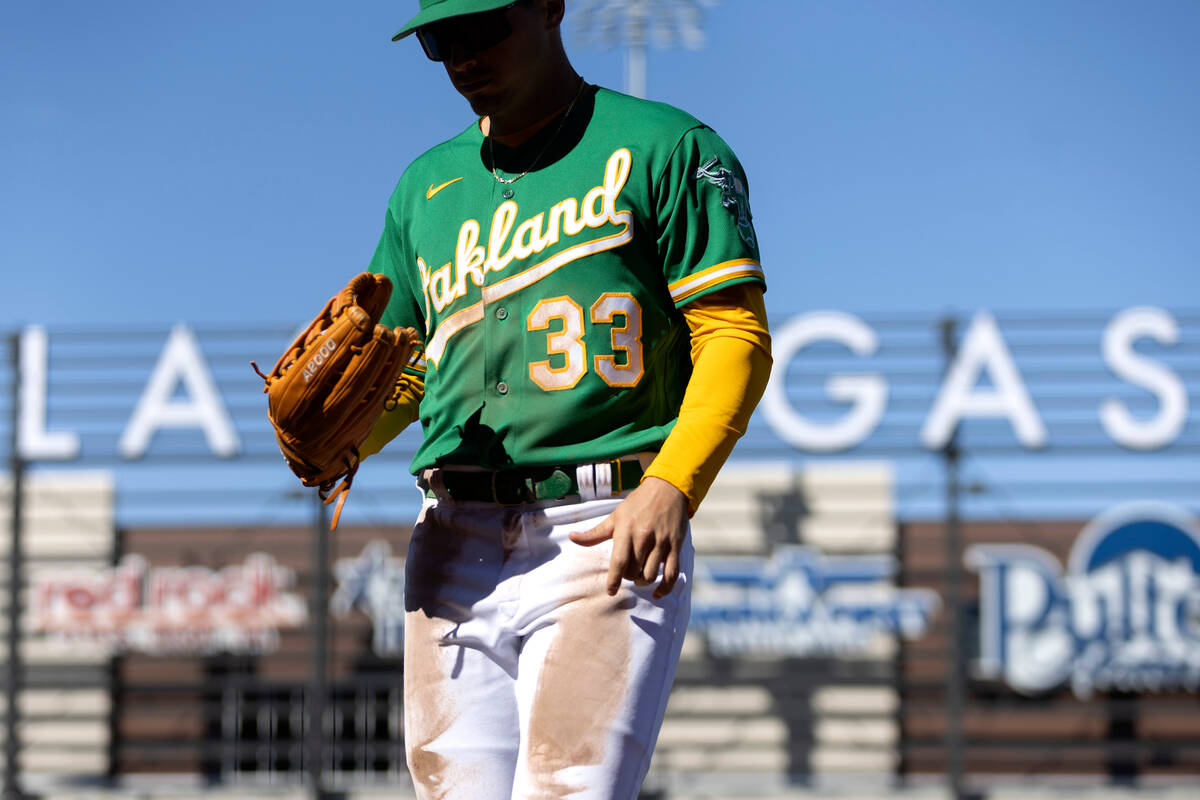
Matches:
[359,374,425,459]
[642,284,772,513]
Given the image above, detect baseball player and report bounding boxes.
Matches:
[359,1,771,797]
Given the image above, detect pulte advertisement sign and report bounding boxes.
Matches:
[968,501,1200,699]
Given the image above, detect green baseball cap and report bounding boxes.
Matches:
[391,0,517,42]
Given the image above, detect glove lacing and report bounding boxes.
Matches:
[318,447,361,530]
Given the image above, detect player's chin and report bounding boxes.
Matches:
[463,94,494,118]
[452,79,495,108]
[457,83,513,120]
[459,93,494,120]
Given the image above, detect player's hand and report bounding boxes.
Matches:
[569,476,689,599]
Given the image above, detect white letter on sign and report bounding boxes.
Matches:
[922,311,1046,450]
[762,311,887,451]
[18,325,80,460]
[1100,306,1186,450]
[119,324,240,459]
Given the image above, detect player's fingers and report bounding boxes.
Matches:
[570,516,614,546]
[653,548,681,599]
[633,529,657,561]
[607,539,631,596]
[640,540,668,584]
[627,531,656,585]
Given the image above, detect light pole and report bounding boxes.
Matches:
[571,0,719,99]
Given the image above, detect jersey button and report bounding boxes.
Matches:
[496,381,509,395]
[495,307,508,320]
[502,188,514,199]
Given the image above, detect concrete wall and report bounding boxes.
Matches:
[651,461,898,786]
[0,471,115,779]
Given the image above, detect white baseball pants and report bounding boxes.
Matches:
[402,493,693,799]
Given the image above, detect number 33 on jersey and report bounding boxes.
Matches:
[369,87,765,472]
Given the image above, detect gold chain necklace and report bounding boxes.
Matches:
[488,77,587,185]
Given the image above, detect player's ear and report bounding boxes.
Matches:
[541,0,565,29]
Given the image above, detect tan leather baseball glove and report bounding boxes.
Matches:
[252,273,419,528]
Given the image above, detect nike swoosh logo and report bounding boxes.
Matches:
[426,177,463,200]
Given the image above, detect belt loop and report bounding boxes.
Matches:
[594,461,613,497]
[422,468,449,500]
[576,463,597,500]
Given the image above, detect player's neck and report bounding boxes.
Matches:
[484,100,572,149]
[483,68,582,147]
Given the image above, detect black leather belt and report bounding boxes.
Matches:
[421,459,645,505]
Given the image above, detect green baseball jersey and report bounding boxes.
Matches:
[370,85,764,472]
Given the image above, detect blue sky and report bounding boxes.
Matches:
[3,0,1198,328]
[1,1,1196,528]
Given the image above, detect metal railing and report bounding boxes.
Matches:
[2,307,1198,799]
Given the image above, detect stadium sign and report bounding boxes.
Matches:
[689,546,940,657]
[326,542,943,660]
[967,502,1200,698]
[13,305,1189,461]
[17,324,240,460]
[762,306,1187,452]
[31,553,306,655]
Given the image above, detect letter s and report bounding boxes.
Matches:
[1100,306,1187,450]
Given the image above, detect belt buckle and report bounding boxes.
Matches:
[490,469,533,505]
[610,459,623,493]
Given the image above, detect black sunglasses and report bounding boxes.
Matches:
[416,2,528,63]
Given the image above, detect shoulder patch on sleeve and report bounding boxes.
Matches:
[694,156,757,249]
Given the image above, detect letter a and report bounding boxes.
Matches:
[921,311,1047,449]
[119,324,240,458]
